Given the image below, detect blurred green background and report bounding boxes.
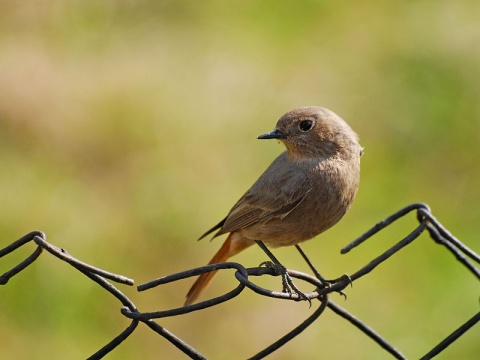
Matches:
[1,1,479,359]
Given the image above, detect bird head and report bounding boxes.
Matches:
[258,106,362,160]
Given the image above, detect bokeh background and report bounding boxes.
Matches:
[1,1,479,359]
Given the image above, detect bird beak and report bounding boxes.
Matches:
[257,129,287,139]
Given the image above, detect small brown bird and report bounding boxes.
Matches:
[184,106,362,306]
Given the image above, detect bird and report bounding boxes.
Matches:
[184,106,362,306]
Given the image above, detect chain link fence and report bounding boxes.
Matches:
[1,203,479,359]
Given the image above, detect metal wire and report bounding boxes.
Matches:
[1,203,478,359]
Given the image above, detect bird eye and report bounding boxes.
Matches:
[299,120,313,132]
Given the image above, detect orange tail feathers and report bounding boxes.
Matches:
[184,232,252,306]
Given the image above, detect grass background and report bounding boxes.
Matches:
[0,1,479,359]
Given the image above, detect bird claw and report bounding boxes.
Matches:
[323,273,352,299]
[260,261,312,306]
[259,260,275,268]
[327,273,352,288]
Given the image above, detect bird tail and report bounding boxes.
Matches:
[184,232,252,306]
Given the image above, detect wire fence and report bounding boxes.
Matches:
[1,203,479,359]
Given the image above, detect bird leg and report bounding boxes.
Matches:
[255,241,311,303]
[294,244,328,285]
[295,244,351,298]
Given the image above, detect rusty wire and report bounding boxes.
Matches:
[1,203,479,359]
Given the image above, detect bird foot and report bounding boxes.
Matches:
[260,261,312,305]
[323,273,352,299]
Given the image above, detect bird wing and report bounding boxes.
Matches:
[197,217,227,240]
[208,152,312,238]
